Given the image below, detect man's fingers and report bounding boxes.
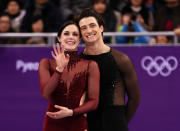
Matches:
[46,112,59,119]
[54,105,67,110]
[47,111,60,115]
[46,111,55,116]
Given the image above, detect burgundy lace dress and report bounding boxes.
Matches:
[38,51,100,131]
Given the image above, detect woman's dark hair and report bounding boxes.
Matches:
[56,21,81,43]
[76,8,105,28]
[57,21,80,37]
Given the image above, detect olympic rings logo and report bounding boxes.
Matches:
[141,56,178,77]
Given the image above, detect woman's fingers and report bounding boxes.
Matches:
[61,45,64,54]
[53,45,58,56]
[57,43,61,54]
[65,54,70,59]
[51,51,56,59]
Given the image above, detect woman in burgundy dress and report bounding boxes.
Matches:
[38,21,100,131]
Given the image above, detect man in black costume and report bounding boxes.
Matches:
[77,8,140,131]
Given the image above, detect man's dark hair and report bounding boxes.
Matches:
[76,8,105,28]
